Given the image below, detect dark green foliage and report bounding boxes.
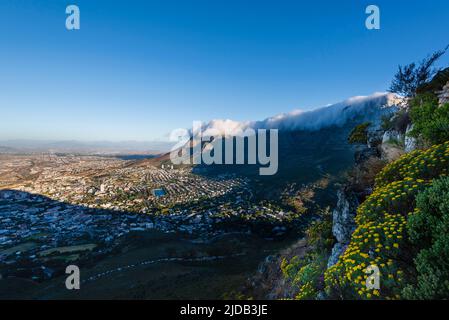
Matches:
[306,209,334,250]
[280,208,333,300]
[389,47,448,97]
[348,122,371,144]
[416,67,449,95]
[409,93,449,144]
[280,251,329,299]
[404,177,449,299]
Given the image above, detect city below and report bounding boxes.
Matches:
[0,152,309,296]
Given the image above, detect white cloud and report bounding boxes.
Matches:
[196,92,401,136]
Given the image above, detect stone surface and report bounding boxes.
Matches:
[404,124,417,153]
[327,242,348,268]
[354,147,379,165]
[327,186,360,268]
[437,81,449,106]
[382,130,403,144]
[331,189,358,244]
[367,129,384,148]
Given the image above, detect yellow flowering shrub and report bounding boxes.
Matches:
[281,252,328,300]
[325,141,449,299]
[355,179,429,225]
[375,141,449,188]
[295,281,317,300]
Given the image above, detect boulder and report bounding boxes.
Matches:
[404,124,417,153]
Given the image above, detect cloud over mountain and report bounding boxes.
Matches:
[198,92,401,137]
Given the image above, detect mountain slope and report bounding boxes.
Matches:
[187,93,398,180]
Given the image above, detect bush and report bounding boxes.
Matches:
[294,256,326,300]
[281,208,333,300]
[325,212,407,299]
[355,179,428,225]
[281,252,328,300]
[375,141,449,188]
[306,208,334,250]
[348,122,371,144]
[403,177,449,299]
[325,141,449,299]
[409,93,449,145]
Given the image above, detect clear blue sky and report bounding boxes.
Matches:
[1,0,448,141]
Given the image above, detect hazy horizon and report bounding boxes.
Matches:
[0,139,174,154]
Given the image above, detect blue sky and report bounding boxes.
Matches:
[0,0,448,141]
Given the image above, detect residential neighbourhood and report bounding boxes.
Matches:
[0,154,297,282]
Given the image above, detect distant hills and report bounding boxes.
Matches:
[0,146,19,153]
[0,140,173,155]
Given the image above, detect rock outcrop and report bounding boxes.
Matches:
[367,128,384,149]
[328,242,349,268]
[437,81,449,106]
[327,188,359,268]
[404,124,417,153]
[327,111,411,268]
[354,147,379,165]
[382,130,403,144]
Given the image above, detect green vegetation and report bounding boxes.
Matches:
[324,142,449,299]
[409,93,449,145]
[280,208,334,300]
[416,67,449,95]
[348,122,371,144]
[281,252,328,300]
[403,176,449,299]
[283,52,449,301]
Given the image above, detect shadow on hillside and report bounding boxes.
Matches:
[192,126,356,183]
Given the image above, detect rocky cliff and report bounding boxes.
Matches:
[327,114,417,268]
[327,188,358,268]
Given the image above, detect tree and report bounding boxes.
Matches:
[389,46,448,98]
[348,122,371,144]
